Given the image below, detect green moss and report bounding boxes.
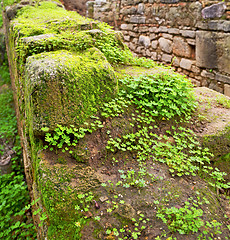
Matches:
[24,48,116,132]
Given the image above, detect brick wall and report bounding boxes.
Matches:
[87,0,230,96]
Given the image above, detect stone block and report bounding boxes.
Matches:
[196,31,217,69]
[151,40,158,49]
[168,28,180,34]
[162,33,173,40]
[173,36,192,58]
[124,35,130,41]
[151,52,157,60]
[137,3,145,15]
[187,39,195,46]
[180,30,196,39]
[158,26,168,33]
[196,31,230,74]
[159,37,172,53]
[120,24,133,31]
[139,26,149,32]
[149,27,158,33]
[150,33,157,40]
[138,35,150,48]
[215,73,230,84]
[209,82,224,94]
[130,16,146,24]
[201,70,215,79]
[162,54,172,63]
[202,2,227,19]
[180,58,194,71]
[224,84,230,97]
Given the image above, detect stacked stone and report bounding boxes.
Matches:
[88,0,230,96]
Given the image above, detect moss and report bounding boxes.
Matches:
[24,48,116,133]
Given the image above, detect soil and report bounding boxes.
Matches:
[40,86,230,240]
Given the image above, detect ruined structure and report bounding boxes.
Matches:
[87,0,230,96]
[2,0,230,239]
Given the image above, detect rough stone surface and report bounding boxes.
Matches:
[173,36,191,58]
[202,2,227,19]
[161,54,172,63]
[201,70,215,80]
[151,40,158,49]
[120,24,133,30]
[158,37,172,53]
[196,31,217,69]
[138,35,150,48]
[215,73,230,85]
[180,30,196,39]
[224,84,230,97]
[180,58,194,71]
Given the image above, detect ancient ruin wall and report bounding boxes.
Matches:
[88,0,230,96]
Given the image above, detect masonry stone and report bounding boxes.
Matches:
[130,16,146,24]
[137,3,145,15]
[201,70,215,79]
[162,54,172,63]
[121,24,133,30]
[196,31,217,69]
[151,40,158,49]
[158,26,168,33]
[209,82,224,94]
[173,36,191,58]
[149,27,157,33]
[168,28,180,34]
[224,84,230,97]
[138,35,150,48]
[215,73,230,85]
[150,33,157,40]
[180,30,196,39]
[151,52,157,60]
[202,2,227,19]
[162,33,173,40]
[180,58,194,71]
[159,37,172,54]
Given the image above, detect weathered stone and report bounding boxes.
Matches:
[224,84,230,97]
[191,65,200,74]
[124,35,130,41]
[146,49,152,57]
[173,36,191,58]
[137,3,145,15]
[161,0,179,3]
[196,31,217,69]
[196,31,230,74]
[22,34,55,43]
[138,35,150,48]
[159,37,172,53]
[158,26,168,33]
[130,16,146,24]
[120,24,133,31]
[202,2,227,19]
[187,39,195,46]
[172,56,180,67]
[150,33,157,40]
[180,30,196,38]
[162,33,173,40]
[168,28,180,34]
[161,54,172,63]
[209,82,223,94]
[215,73,230,85]
[151,52,157,60]
[201,70,215,80]
[151,40,158,49]
[180,58,194,71]
[129,31,138,38]
[149,27,158,33]
[139,26,149,32]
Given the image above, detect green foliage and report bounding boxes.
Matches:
[0,59,36,239]
[156,201,204,234]
[0,89,17,140]
[0,173,36,239]
[119,72,197,119]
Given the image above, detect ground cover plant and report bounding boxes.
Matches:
[4,0,230,239]
[0,57,37,239]
[41,70,230,239]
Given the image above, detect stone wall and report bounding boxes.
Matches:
[87,0,230,96]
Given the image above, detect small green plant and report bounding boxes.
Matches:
[119,72,197,119]
[156,201,204,234]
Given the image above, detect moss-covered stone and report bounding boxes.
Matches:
[25,48,116,134]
